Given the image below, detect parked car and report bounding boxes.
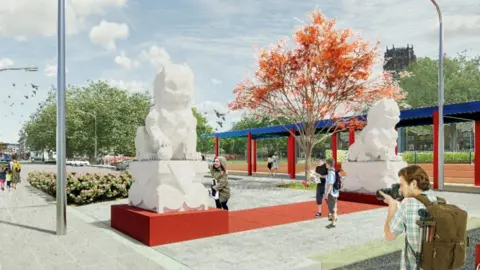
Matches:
[115,160,131,171]
[74,160,90,166]
[67,159,90,166]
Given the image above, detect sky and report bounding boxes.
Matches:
[0,0,479,143]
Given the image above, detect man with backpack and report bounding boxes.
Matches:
[324,158,340,229]
[380,165,468,270]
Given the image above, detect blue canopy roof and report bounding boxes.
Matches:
[201,100,480,139]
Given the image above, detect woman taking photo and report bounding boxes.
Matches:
[209,156,231,210]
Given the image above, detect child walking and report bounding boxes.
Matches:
[0,166,6,191]
[5,168,12,192]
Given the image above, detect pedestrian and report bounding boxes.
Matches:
[272,153,278,176]
[324,158,339,228]
[0,166,6,191]
[267,155,273,176]
[314,159,328,218]
[5,168,12,192]
[10,154,21,189]
[208,156,231,210]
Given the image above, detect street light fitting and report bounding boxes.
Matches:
[24,67,39,72]
[0,66,39,72]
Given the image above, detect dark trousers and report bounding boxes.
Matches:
[316,180,326,205]
[215,199,229,210]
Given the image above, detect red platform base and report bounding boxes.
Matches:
[111,204,229,246]
[475,244,480,269]
[339,192,386,206]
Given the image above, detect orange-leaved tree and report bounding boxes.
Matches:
[229,10,406,179]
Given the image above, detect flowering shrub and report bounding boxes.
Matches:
[28,171,133,205]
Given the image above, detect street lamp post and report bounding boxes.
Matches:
[56,0,67,235]
[77,110,97,163]
[430,0,444,190]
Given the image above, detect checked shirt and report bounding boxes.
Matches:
[389,190,437,270]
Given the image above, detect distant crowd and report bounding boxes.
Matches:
[0,154,22,192]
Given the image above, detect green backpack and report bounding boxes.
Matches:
[405,195,469,270]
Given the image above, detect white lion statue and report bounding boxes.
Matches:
[347,98,402,162]
[135,62,202,161]
[342,98,407,193]
[128,62,207,213]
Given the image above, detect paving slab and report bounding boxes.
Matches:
[2,165,480,270]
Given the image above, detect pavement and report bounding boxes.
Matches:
[0,164,479,270]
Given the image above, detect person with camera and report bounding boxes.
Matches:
[208,156,231,210]
[379,165,437,269]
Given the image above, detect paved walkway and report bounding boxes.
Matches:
[1,166,480,269]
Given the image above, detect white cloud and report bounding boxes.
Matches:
[44,59,69,77]
[0,0,128,38]
[71,0,128,16]
[210,78,222,85]
[45,63,57,77]
[139,45,171,70]
[114,52,140,69]
[109,79,149,93]
[0,58,14,69]
[442,14,480,38]
[89,20,129,50]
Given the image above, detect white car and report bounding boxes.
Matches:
[74,160,90,166]
[67,159,90,166]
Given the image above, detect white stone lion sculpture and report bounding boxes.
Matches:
[342,98,407,193]
[347,98,402,162]
[128,62,207,213]
[135,62,202,161]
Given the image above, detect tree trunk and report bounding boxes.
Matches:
[304,145,313,182]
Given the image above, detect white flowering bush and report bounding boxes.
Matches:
[28,171,133,205]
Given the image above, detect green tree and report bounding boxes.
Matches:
[400,52,480,108]
[193,108,214,153]
[399,52,480,150]
[23,81,215,159]
[23,81,152,159]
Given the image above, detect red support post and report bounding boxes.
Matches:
[253,139,257,173]
[475,121,480,186]
[247,132,252,176]
[287,128,296,179]
[433,111,439,190]
[332,132,338,166]
[349,126,355,146]
[214,136,219,157]
[287,135,292,177]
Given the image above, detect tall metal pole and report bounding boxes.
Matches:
[94,113,97,163]
[430,0,444,190]
[56,0,67,235]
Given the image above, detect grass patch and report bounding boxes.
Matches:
[277,181,316,190]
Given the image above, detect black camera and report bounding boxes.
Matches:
[376,183,403,201]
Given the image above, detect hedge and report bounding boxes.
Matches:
[401,151,474,164]
[325,150,474,164]
[28,171,133,205]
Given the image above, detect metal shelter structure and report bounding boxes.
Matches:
[202,101,480,188]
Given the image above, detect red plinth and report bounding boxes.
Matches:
[339,192,386,206]
[111,204,229,246]
[475,244,480,269]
